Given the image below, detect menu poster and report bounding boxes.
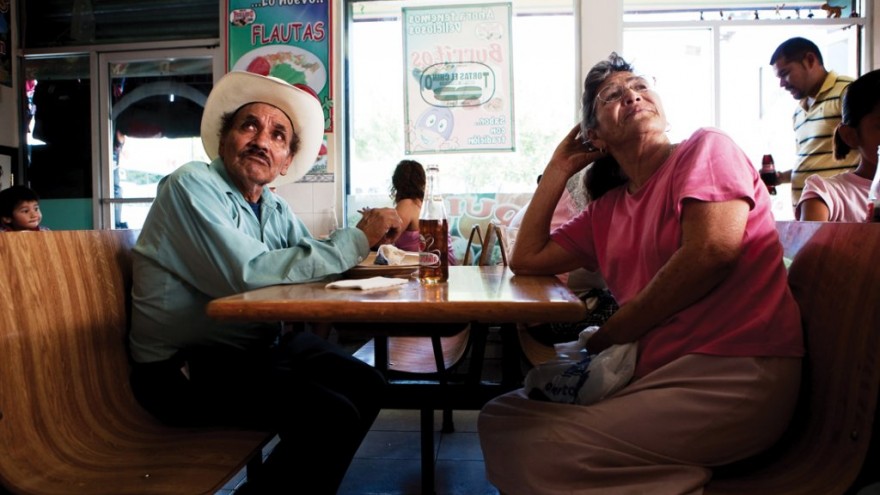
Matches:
[0,0,11,88]
[403,3,514,154]
[226,0,333,132]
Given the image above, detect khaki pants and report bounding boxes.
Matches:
[478,354,801,495]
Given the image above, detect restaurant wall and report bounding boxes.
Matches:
[580,0,623,81]
[0,83,16,148]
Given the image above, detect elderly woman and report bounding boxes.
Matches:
[478,53,804,494]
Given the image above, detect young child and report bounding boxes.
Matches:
[0,185,50,231]
[797,69,880,222]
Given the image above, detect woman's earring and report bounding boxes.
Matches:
[600,147,606,154]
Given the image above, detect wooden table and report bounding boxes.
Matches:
[207,265,585,324]
[207,265,586,494]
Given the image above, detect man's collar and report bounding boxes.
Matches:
[800,71,837,111]
[210,158,281,211]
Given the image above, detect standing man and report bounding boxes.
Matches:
[769,36,859,208]
[129,71,402,494]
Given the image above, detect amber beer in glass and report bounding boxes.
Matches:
[419,218,449,283]
[419,165,449,284]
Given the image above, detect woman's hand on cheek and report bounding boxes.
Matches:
[549,124,607,176]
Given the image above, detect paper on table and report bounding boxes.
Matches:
[325,276,410,290]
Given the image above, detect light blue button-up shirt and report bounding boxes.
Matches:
[130,159,369,363]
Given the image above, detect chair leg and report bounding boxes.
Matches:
[466,324,489,385]
[421,408,436,495]
[500,323,525,387]
[374,335,389,372]
[430,335,456,433]
[441,408,455,433]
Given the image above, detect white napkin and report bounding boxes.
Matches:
[325,276,410,290]
[376,244,420,266]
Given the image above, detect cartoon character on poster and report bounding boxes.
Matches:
[409,106,456,152]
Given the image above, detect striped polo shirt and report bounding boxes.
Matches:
[790,71,860,207]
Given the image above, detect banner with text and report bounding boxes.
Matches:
[403,3,514,154]
[226,0,333,132]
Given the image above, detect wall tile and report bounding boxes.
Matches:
[279,182,313,213]
[312,182,336,211]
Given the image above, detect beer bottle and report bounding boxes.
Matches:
[869,148,880,222]
[418,165,449,284]
[760,154,778,195]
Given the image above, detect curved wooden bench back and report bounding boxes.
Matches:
[0,230,271,495]
[707,221,880,494]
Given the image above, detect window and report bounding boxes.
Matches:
[99,51,215,229]
[622,27,714,144]
[623,4,867,219]
[347,0,575,196]
[345,0,576,259]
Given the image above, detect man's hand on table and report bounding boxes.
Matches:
[356,207,403,248]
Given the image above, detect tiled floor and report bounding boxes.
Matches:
[217,409,498,495]
[337,408,499,495]
[216,329,509,495]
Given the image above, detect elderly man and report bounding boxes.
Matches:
[769,37,859,208]
[128,71,401,494]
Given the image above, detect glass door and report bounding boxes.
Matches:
[97,48,221,229]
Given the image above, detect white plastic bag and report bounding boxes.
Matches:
[375,244,419,265]
[524,326,637,405]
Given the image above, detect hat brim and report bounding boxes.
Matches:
[200,71,324,186]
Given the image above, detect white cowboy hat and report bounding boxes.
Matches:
[200,70,324,186]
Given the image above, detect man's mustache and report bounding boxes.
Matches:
[239,146,270,161]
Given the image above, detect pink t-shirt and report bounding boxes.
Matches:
[552,128,803,378]
[796,171,872,222]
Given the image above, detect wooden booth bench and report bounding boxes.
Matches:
[706,221,880,494]
[4,222,876,494]
[0,230,274,495]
